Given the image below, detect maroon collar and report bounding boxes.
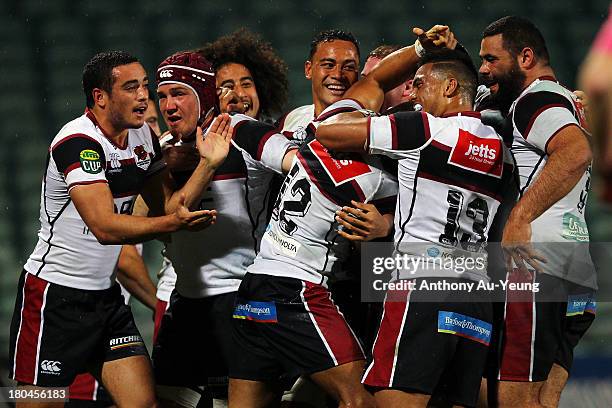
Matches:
[440,111,481,118]
[537,75,557,82]
[85,108,128,150]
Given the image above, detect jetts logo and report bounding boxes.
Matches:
[79,149,102,174]
[448,130,503,178]
[133,145,151,170]
[40,360,62,375]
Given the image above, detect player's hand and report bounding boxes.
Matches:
[413,25,458,51]
[173,193,217,231]
[218,87,248,115]
[164,145,200,173]
[197,113,232,169]
[501,219,547,273]
[335,200,393,241]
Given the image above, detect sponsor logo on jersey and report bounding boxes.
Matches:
[264,225,301,257]
[437,311,492,346]
[108,152,122,173]
[79,149,102,174]
[308,140,372,186]
[109,335,144,351]
[427,247,441,257]
[159,69,173,78]
[133,145,151,170]
[448,130,503,178]
[233,300,278,323]
[40,360,62,375]
[562,212,589,242]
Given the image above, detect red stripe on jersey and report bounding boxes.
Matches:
[14,273,49,384]
[349,179,366,202]
[153,300,169,345]
[68,180,108,190]
[418,171,503,202]
[421,112,432,141]
[363,288,411,387]
[316,106,357,122]
[64,162,81,176]
[430,139,451,152]
[524,104,567,139]
[213,172,247,181]
[298,153,337,204]
[499,269,536,381]
[302,282,364,365]
[51,133,100,152]
[255,130,277,161]
[69,373,98,400]
[440,111,482,118]
[366,117,372,150]
[389,115,398,150]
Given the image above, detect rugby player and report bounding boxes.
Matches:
[478,16,595,408]
[276,29,360,143]
[199,28,289,123]
[316,26,516,407]
[152,50,296,408]
[8,51,227,408]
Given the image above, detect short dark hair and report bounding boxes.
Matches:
[418,46,479,101]
[482,16,550,64]
[368,44,401,60]
[82,51,139,108]
[199,28,289,118]
[309,29,360,60]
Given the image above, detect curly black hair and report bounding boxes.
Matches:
[199,29,289,119]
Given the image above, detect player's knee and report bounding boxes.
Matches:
[338,391,376,408]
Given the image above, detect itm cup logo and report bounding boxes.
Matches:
[79,150,102,174]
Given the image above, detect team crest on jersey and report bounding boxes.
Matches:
[448,130,503,178]
[308,140,372,186]
[133,145,151,170]
[79,149,102,174]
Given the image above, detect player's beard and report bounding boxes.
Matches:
[479,60,526,115]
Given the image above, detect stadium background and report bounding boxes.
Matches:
[1,0,611,405]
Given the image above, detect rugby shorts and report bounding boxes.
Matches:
[9,270,147,387]
[152,290,235,395]
[229,273,365,383]
[488,269,568,382]
[555,289,596,373]
[362,277,492,408]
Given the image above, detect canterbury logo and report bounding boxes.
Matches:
[159,69,173,78]
[40,360,61,372]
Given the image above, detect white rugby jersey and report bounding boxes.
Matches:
[507,77,595,287]
[275,104,315,144]
[247,100,398,285]
[508,77,591,243]
[367,110,515,282]
[164,114,296,298]
[24,111,165,290]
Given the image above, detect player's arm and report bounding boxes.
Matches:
[150,114,233,213]
[116,245,157,310]
[71,184,216,244]
[229,114,298,175]
[344,25,456,112]
[503,125,591,240]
